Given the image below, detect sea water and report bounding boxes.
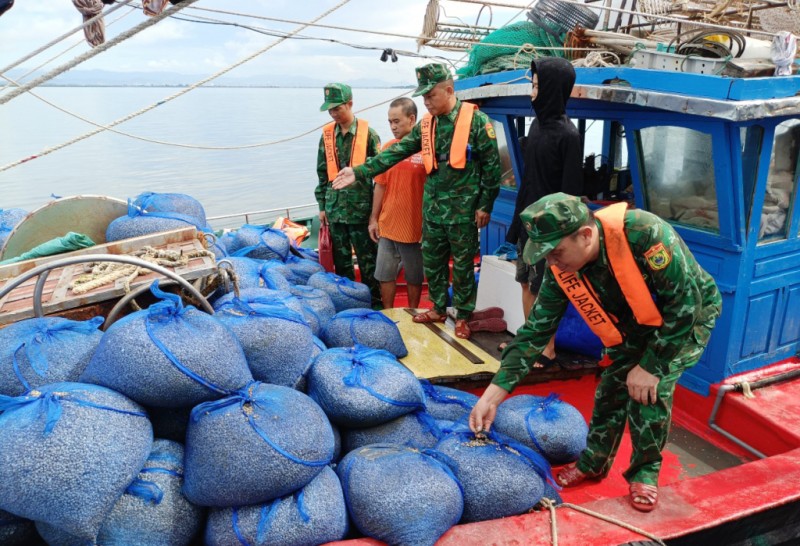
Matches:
[0,86,416,217]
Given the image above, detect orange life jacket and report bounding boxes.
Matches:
[420,102,476,174]
[323,118,369,182]
[551,202,663,347]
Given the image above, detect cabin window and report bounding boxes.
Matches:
[741,125,764,234]
[636,126,719,233]
[758,119,800,242]
[492,118,518,189]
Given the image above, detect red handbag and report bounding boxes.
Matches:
[318,223,335,272]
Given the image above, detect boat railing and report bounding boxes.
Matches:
[206,203,319,231]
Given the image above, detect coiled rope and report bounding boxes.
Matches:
[70,245,214,295]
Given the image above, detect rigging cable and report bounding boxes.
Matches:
[0,0,135,78]
[0,0,198,106]
[0,1,548,156]
[0,0,355,173]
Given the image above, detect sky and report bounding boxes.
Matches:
[0,0,530,85]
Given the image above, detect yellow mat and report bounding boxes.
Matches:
[383,308,500,382]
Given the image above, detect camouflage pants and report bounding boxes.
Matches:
[422,220,478,320]
[575,332,711,485]
[329,221,381,306]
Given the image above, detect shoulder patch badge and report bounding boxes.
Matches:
[644,242,671,270]
[485,122,496,139]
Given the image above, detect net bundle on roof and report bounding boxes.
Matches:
[457,20,564,78]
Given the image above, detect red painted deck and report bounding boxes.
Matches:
[328,357,800,545]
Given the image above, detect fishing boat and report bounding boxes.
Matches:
[3,1,800,545]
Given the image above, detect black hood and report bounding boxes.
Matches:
[531,57,576,123]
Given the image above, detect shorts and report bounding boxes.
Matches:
[515,238,545,294]
[374,237,424,285]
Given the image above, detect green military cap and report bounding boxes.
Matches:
[319,82,353,112]
[412,63,452,97]
[521,193,589,265]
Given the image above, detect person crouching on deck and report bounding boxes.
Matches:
[469,193,721,512]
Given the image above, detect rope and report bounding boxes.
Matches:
[0,0,354,173]
[0,0,199,106]
[69,246,214,295]
[741,381,756,399]
[6,6,138,86]
[0,0,135,78]
[540,498,668,546]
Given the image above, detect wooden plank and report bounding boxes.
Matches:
[0,227,199,281]
[0,235,216,326]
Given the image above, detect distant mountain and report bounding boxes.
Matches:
[3,68,414,89]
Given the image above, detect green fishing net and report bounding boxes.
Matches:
[456,21,565,78]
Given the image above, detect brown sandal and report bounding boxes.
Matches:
[454,319,471,340]
[413,310,446,324]
[556,462,598,487]
[629,482,658,512]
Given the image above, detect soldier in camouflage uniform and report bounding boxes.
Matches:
[332,64,501,339]
[315,82,382,306]
[470,193,721,511]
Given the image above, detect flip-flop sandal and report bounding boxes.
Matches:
[497,341,509,351]
[467,317,507,333]
[533,354,559,369]
[469,306,504,321]
[413,310,446,324]
[629,482,658,512]
[556,462,590,487]
[454,319,471,339]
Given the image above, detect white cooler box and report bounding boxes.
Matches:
[475,255,525,334]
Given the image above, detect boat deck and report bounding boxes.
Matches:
[331,311,800,546]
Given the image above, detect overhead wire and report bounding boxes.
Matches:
[0,0,356,173]
[0,0,200,106]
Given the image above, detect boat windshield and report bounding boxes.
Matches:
[636,125,719,233]
[759,119,800,242]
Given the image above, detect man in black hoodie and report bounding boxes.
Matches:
[501,57,584,365]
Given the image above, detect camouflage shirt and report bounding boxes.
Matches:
[493,209,722,392]
[315,118,381,224]
[352,100,502,225]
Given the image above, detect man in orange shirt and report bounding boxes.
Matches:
[368,97,427,308]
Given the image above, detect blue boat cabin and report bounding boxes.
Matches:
[456,67,800,395]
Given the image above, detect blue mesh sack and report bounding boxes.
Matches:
[36,439,203,546]
[342,410,442,453]
[215,298,316,388]
[0,510,39,546]
[421,381,479,422]
[80,282,252,408]
[284,253,325,285]
[205,466,347,546]
[0,208,27,249]
[337,444,463,546]
[229,225,291,261]
[183,382,334,507]
[307,272,371,312]
[106,192,206,242]
[307,346,424,428]
[289,285,336,336]
[293,336,327,393]
[296,247,319,261]
[322,309,407,358]
[435,424,552,523]
[257,259,295,290]
[216,230,237,254]
[218,257,264,291]
[555,303,603,359]
[0,316,104,396]
[132,191,207,226]
[212,287,306,318]
[146,405,191,443]
[0,382,153,540]
[493,393,588,464]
